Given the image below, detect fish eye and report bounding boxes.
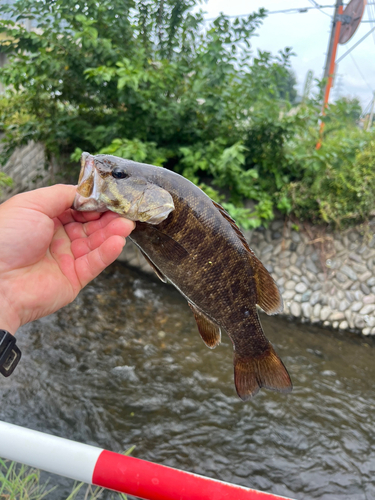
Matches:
[112,168,129,179]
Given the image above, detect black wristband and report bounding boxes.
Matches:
[0,330,22,377]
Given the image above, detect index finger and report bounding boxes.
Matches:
[11,184,77,219]
[57,208,104,225]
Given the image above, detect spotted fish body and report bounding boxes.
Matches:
[74,153,292,400]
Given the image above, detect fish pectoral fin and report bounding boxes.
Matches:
[234,345,292,401]
[132,224,189,263]
[139,249,168,283]
[251,255,283,315]
[188,302,221,349]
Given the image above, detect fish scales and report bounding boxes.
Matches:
[130,187,264,351]
[74,153,292,400]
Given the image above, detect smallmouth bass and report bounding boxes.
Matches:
[74,153,292,400]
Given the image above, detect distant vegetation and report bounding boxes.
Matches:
[0,0,374,228]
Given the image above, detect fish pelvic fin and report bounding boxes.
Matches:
[234,345,292,401]
[188,302,221,349]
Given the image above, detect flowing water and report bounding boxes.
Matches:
[1,262,375,500]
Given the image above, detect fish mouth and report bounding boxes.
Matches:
[73,193,108,212]
[73,153,107,212]
[73,151,175,223]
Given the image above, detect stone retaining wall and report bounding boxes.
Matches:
[118,217,375,336]
[0,139,50,202]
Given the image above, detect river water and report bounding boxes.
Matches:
[1,261,375,500]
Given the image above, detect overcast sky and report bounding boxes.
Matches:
[200,0,375,110]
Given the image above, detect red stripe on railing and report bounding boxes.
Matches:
[92,450,292,500]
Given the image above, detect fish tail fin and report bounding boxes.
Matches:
[234,345,292,401]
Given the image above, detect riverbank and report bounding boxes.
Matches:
[119,217,375,336]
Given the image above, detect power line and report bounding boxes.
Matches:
[308,0,332,17]
[349,53,373,92]
[203,1,375,99]
[265,4,375,15]
[204,3,375,21]
[250,5,335,16]
[204,5,337,21]
[336,25,375,62]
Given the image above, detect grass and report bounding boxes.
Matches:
[0,446,135,500]
[0,458,52,500]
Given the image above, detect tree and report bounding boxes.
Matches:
[2,0,372,228]
[0,0,277,158]
[0,0,299,226]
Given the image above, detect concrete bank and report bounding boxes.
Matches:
[119,217,375,336]
[0,138,51,203]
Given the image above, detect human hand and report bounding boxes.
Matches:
[0,184,135,334]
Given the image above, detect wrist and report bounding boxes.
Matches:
[0,317,20,335]
[0,294,21,335]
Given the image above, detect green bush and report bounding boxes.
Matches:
[0,0,299,226]
[279,104,374,227]
[0,0,373,228]
[286,132,375,226]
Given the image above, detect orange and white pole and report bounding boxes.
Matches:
[324,4,344,109]
[317,1,344,149]
[0,420,294,500]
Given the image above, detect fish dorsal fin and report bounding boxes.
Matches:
[212,201,253,254]
[212,200,283,315]
[250,254,283,315]
[188,302,221,349]
[138,248,168,283]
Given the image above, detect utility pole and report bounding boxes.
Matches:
[367,92,375,131]
[323,1,343,79]
[333,74,344,99]
[322,0,344,107]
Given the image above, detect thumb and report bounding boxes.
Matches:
[10,184,77,219]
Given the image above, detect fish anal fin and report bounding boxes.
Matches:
[234,345,292,401]
[138,248,168,283]
[188,302,221,349]
[212,201,283,315]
